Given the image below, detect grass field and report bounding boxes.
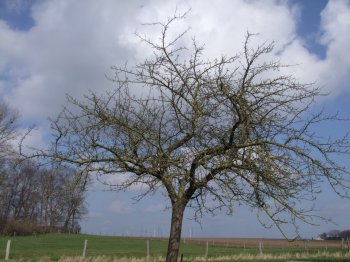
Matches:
[0,233,349,261]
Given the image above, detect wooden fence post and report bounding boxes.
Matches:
[259,241,263,255]
[205,241,208,260]
[147,239,150,259]
[5,240,11,261]
[83,239,88,258]
[304,240,308,252]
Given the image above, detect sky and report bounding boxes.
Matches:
[1,0,350,239]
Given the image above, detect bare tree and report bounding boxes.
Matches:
[327,229,341,238]
[339,230,350,239]
[0,103,18,159]
[32,164,87,231]
[31,14,350,261]
[0,157,87,235]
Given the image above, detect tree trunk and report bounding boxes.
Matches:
[165,202,185,262]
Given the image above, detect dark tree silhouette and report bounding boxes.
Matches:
[0,159,87,235]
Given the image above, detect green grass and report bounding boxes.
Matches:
[0,234,165,260]
[0,234,349,261]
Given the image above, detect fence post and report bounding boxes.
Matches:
[82,239,88,258]
[259,241,263,255]
[147,239,150,259]
[205,241,208,260]
[5,240,11,261]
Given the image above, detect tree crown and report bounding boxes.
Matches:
[31,14,350,237]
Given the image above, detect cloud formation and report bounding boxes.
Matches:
[108,200,133,214]
[280,0,350,95]
[1,0,141,120]
[1,0,350,126]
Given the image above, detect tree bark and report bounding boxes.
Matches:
[165,202,185,262]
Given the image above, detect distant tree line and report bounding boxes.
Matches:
[0,103,87,236]
[319,229,350,240]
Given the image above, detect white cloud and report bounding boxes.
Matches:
[319,0,350,94]
[278,0,350,96]
[86,211,103,219]
[10,125,47,154]
[122,0,298,61]
[96,173,152,192]
[143,203,166,213]
[1,0,350,125]
[1,0,141,120]
[108,200,133,214]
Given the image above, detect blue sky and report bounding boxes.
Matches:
[1,0,350,239]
